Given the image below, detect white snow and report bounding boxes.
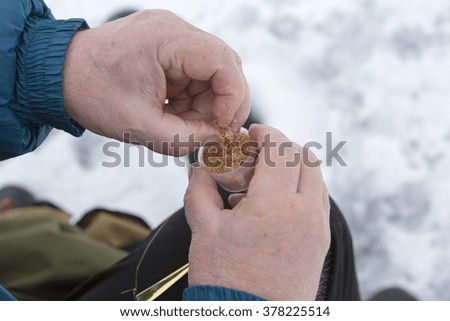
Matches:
[1,0,450,300]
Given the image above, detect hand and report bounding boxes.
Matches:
[184,124,331,300]
[63,10,250,156]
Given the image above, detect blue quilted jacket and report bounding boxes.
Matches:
[0,0,85,160]
[0,0,263,302]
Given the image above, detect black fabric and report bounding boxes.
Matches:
[0,185,63,211]
[369,288,416,301]
[65,197,360,301]
[325,198,360,300]
[64,208,190,300]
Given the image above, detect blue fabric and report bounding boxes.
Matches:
[0,0,87,161]
[0,284,265,301]
[0,285,265,302]
[0,286,16,301]
[183,285,265,301]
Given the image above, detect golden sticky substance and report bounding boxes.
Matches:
[202,122,253,174]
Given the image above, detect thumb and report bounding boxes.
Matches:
[148,113,216,156]
[184,165,223,230]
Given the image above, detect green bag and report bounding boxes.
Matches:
[0,207,128,300]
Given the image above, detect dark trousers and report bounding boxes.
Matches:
[65,197,360,301]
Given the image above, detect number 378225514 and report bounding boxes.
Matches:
[262,306,330,317]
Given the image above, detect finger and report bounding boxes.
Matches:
[233,50,243,70]
[210,48,246,126]
[145,111,216,156]
[167,77,191,98]
[230,52,250,132]
[169,82,215,121]
[160,34,246,126]
[166,79,211,115]
[228,193,245,208]
[230,75,250,132]
[178,89,215,120]
[184,165,223,230]
[298,148,324,198]
[247,124,301,196]
[187,80,211,97]
[165,91,192,115]
[166,88,215,120]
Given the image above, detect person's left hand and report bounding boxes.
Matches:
[63,10,250,156]
[184,124,331,300]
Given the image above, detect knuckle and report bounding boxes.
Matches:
[219,45,240,68]
[136,9,179,31]
[141,9,175,18]
[220,45,234,59]
[306,148,319,162]
[293,142,303,153]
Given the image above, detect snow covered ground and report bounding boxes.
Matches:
[1,0,450,300]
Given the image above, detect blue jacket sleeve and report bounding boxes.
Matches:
[0,0,87,160]
[183,286,265,301]
[0,286,16,301]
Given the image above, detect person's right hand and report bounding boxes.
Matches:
[184,124,331,300]
[63,10,249,156]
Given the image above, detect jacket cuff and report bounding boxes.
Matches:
[183,285,266,301]
[0,286,16,301]
[16,18,88,136]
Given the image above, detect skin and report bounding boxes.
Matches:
[62,10,330,300]
[63,9,250,156]
[184,124,331,300]
[0,198,12,215]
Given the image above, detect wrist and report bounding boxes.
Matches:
[188,236,320,301]
[63,28,90,124]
